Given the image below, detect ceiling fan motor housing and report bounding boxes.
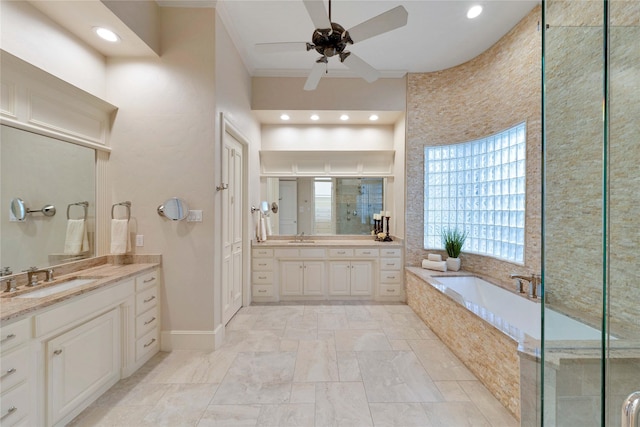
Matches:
[311,22,353,58]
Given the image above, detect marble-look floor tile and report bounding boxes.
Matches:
[318,312,350,330]
[143,383,218,426]
[220,330,284,352]
[290,383,316,403]
[459,380,519,426]
[226,313,258,330]
[212,351,296,404]
[337,351,362,382]
[422,401,492,426]
[369,402,434,427]
[93,380,170,406]
[197,404,261,426]
[315,382,373,427]
[409,339,477,381]
[334,329,392,352]
[435,380,472,402]
[294,339,339,382]
[389,339,412,351]
[357,351,443,403]
[68,404,155,427]
[383,326,422,340]
[256,403,315,427]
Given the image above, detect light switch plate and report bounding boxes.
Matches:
[187,210,203,222]
[136,235,144,247]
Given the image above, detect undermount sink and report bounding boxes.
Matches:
[287,240,316,244]
[15,277,100,299]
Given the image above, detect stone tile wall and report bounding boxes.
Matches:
[405,6,542,288]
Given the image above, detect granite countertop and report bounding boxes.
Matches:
[253,237,403,248]
[0,261,160,324]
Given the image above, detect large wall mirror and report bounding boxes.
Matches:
[264,177,386,236]
[1,125,96,272]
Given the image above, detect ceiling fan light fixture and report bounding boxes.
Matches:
[310,114,320,121]
[467,5,483,19]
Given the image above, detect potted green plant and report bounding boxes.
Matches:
[441,227,468,271]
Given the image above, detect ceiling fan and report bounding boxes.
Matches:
[255,0,408,91]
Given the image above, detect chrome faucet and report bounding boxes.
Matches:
[25,267,55,287]
[296,232,305,242]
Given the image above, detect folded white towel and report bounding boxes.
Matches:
[427,253,442,262]
[422,259,448,272]
[64,219,88,255]
[110,219,130,255]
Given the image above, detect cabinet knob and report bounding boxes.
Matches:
[54,349,63,355]
[2,368,16,377]
[2,406,17,418]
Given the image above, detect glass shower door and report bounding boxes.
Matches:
[542,1,640,426]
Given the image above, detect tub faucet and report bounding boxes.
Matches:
[510,273,541,298]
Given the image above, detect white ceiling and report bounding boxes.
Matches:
[216,0,540,77]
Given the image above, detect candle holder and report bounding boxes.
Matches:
[383,215,393,241]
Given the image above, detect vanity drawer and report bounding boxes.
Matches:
[355,248,379,257]
[329,248,354,257]
[380,248,402,258]
[0,319,30,354]
[135,270,159,292]
[136,306,159,339]
[252,271,273,284]
[252,285,274,297]
[0,381,29,426]
[0,346,29,393]
[252,258,274,271]
[380,258,402,270]
[136,286,158,314]
[380,271,402,284]
[300,248,325,258]
[252,248,274,258]
[136,329,159,362]
[379,284,402,297]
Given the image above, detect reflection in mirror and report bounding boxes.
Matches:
[1,125,96,272]
[157,197,189,221]
[265,177,385,236]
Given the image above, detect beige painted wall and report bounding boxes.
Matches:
[0,0,107,99]
[406,5,542,287]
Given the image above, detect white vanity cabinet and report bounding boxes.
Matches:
[133,270,160,368]
[47,308,120,425]
[0,317,33,426]
[280,261,325,296]
[252,248,275,299]
[328,261,372,296]
[378,247,404,298]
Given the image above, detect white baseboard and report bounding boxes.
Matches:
[160,325,225,351]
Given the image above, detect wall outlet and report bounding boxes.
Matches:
[135,235,144,247]
[187,210,203,222]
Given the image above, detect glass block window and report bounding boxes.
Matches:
[424,122,526,263]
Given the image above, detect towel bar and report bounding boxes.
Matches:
[111,201,131,220]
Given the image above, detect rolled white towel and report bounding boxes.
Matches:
[427,253,442,262]
[421,259,447,272]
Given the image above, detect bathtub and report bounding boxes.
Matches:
[405,268,607,421]
[431,275,604,342]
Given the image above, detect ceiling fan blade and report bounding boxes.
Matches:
[342,53,380,83]
[303,0,331,30]
[255,42,309,54]
[347,5,408,44]
[304,61,326,91]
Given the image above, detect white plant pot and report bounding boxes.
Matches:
[446,257,461,271]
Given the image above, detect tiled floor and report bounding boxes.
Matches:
[70,303,518,426]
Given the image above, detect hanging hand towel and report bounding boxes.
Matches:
[110,219,130,254]
[265,215,273,236]
[260,216,268,241]
[421,259,447,272]
[63,219,87,255]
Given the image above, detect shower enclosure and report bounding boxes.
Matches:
[542,1,639,426]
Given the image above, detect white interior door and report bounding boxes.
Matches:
[279,180,297,235]
[222,131,244,325]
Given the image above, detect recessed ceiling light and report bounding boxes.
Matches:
[467,5,483,19]
[369,114,379,121]
[94,27,120,42]
[310,114,320,121]
[280,114,290,121]
[340,114,349,121]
